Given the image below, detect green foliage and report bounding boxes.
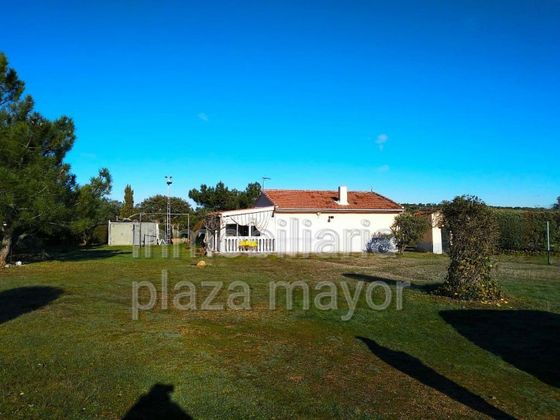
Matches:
[91,224,109,245]
[400,203,440,212]
[0,52,115,259]
[553,196,560,210]
[494,209,559,252]
[137,195,192,226]
[71,168,114,245]
[390,212,431,253]
[120,184,134,219]
[188,181,261,211]
[0,53,24,106]
[240,182,262,208]
[0,53,76,262]
[438,195,502,301]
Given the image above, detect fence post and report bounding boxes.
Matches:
[546,221,551,265]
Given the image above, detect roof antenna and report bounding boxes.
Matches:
[261,177,271,190]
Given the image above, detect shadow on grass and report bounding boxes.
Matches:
[0,286,63,324]
[343,273,440,293]
[357,337,513,419]
[13,246,132,264]
[440,310,560,388]
[49,248,132,262]
[123,384,192,420]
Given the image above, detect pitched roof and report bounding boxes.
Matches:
[260,189,403,211]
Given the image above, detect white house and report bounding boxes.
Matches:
[204,186,438,254]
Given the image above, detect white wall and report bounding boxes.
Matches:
[261,211,400,253]
[416,213,443,254]
[108,222,159,245]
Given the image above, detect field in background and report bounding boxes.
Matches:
[0,248,559,418]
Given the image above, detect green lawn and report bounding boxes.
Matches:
[0,248,559,419]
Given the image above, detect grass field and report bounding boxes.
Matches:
[0,247,559,419]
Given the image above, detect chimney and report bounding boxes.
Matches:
[338,185,348,205]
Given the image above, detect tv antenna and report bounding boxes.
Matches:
[261,176,271,190]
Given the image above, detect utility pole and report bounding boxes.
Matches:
[165,176,173,244]
[546,221,551,265]
[139,212,142,247]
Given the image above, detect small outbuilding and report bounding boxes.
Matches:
[415,212,444,254]
[107,221,160,246]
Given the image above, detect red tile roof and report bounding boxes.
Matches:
[260,189,402,211]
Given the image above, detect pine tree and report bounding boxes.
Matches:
[120,184,134,219]
[0,53,112,262]
[0,53,76,264]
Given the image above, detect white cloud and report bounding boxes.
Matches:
[197,112,209,122]
[375,133,389,150]
[376,164,390,173]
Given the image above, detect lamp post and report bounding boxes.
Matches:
[165,176,173,244]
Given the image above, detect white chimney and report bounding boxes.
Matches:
[338,185,348,205]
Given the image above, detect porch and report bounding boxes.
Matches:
[205,206,276,254]
[221,236,276,253]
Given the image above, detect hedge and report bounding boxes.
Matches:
[493,209,560,252]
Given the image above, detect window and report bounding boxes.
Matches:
[225,223,251,236]
[224,222,262,236]
[225,224,238,237]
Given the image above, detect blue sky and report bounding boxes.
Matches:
[3,0,559,207]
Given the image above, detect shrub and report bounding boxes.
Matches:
[494,209,559,252]
[438,196,502,301]
[391,212,431,253]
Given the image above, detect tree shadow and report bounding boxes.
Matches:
[440,310,560,388]
[123,384,192,420]
[357,337,514,419]
[48,248,131,262]
[0,286,63,324]
[343,273,440,293]
[12,245,132,264]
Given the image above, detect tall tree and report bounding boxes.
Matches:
[438,195,502,301]
[553,196,560,210]
[239,182,262,208]
[188,181,261,211]
[120,184,134,218]
[71,168,113,245]
[0,53,114,261]
[0,53,77,264]
[137,195,192,226]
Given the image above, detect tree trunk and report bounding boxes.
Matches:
[0,231,13,266]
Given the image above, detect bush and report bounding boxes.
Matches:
[437,196,502,301]
[494,209,559,252]
[91,224,108,245]
[391,212,431,253]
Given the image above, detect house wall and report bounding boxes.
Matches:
[416,213,443,254]
[259,211,400,253]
